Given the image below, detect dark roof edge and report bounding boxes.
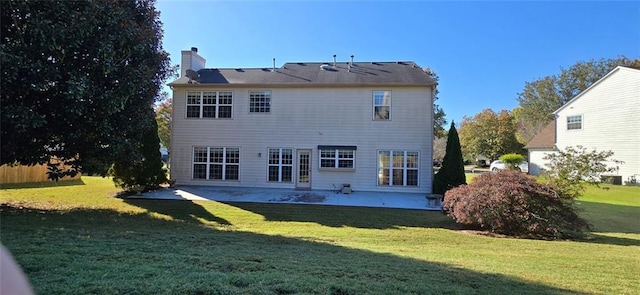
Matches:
[168,82,436,88]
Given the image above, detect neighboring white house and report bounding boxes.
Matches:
[524,120,556,176]
[526,66,640,184]
[168,48,436,193]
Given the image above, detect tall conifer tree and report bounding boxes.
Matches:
[433,122,466,195]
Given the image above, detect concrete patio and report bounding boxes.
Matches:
[135,185,441,211]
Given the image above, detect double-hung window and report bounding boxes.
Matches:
[193,147,239,180]
[567,115,582,130]
[318,146,356,170]
[186,91,233,118]
[373,90,391,120]
[268,148,293,182]
[377,150,419,186]
[249,91,271,113]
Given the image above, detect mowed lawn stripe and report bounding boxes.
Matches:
[1,176,638,294]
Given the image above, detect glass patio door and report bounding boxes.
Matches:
[296,149,311,189]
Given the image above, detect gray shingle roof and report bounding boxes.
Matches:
[169,62,436,86]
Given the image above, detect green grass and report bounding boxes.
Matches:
[1,177,639,294]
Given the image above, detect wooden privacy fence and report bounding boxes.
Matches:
[0,162,81,184]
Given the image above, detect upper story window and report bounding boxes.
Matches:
[249,91,271,113]
[186,91,233,119]
[373,91,391,120]
[567,115,582,130]
[318,146,356,170]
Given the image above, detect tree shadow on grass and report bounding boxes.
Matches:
[222,201,464,230]
[123,199,231,226]
[581,234,640,246]
[1,204,585,295]
[0,179,85,189]
[576,200,640,246]
[576,201,640,234]
[223,201,640,247]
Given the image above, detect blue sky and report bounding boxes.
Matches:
[155,1,639,125]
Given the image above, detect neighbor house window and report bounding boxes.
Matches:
[186,91,233,118]
[249,91,271,113]
[268,148,293,182]
[373,90,391,120]
[193,147,239,180]
[377,150,419,186]
[318,146,356,170]
[567,115,582,130]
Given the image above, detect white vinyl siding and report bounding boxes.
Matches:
[186,91,233,118]
[554,67,640,184]
[528,149,557,176]
[171,87,433,193]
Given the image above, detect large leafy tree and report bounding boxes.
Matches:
[458,109,522,161]
[516,57,640,143]
[155,95,172,152]
[433,122,466,195]
[112,108,167,190]
[424,68,447,137]
[1,0,172,183]
[432,135,447,162]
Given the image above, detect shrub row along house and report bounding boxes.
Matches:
[525,66,640,184]
[169,48,436,193]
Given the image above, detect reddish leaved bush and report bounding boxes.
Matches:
[443,170,590,239]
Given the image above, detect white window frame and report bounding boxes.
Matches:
[373,90,391,121]
[186,91,233,119]
[567,115,582,130]
[267,148,293,182]
[319,148,355,171]
[249,90,271,113]
[192,147,240,180]
[377,150,419,187]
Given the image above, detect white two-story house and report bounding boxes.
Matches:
[169,48,436,193]
[526,66,640,184]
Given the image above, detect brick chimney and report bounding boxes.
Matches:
[180,47,206,77]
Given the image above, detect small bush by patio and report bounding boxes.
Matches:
[443,170,590,239]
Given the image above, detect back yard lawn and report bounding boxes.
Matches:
[1,176,638,294]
